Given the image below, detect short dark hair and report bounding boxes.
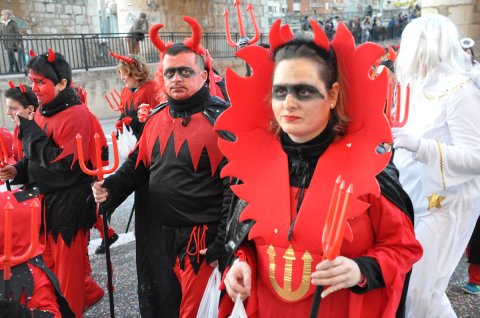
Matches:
[26,51,72,87]
[139,12,146,19]
[5,86,39,111]
[165,43,205,70]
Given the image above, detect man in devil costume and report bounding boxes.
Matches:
[92,16,232,318]
[0,190,74,318]
[0,50,107,317]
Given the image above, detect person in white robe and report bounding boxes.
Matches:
[392,14,480,318]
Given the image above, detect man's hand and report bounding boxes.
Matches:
[224,260,252,301]
[92,179,109,203]
[0,165,17,181]
[311,256,364,298]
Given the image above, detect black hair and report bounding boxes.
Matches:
[165,43,205,71]
[26,51,72,87]
[5,86,39,111]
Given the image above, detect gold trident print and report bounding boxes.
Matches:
[267,244,313,301]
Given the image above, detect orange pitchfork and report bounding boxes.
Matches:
[2,200,40,299]
[310,175,353,317]
[105,89,123,112]
[0,132,12,191]
[76,132,119,318]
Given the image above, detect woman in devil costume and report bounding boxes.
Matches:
[92,16,233,318]
[217,20,422,317]
[0,191,74,318]
[0,50,107,317]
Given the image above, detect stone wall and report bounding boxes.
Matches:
[116,0,270,34]
[0,57,246,130]
[421,0,480,43]
[1,0,100,34]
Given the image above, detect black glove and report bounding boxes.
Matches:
[0,299,54,318]
[205,237,225,265]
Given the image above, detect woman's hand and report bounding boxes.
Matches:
[92,180,109,203]
[311,256,364,298]
[0,165,17,180]
[224,259,252,301]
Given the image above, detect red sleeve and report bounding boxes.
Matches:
[26,263,62,318]
[363,194,423,316]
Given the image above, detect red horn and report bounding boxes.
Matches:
[29,49,36,58]
[110,52,135,64]
[149,23,168,55]
[387,46,397,61]
[47,48,55,63]
[19,83,26,93]
[280,24,294,41]
[309,19,329,51]
[182,16,205,55]
[269,19,293,50]
[7,81,15,89]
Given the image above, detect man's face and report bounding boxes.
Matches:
[2,12,9,22]
[29,70,60,105]
[162,52,207,100]
[6,98,32,122]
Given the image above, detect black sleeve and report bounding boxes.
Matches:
[349,256,386,294]
[12,157,29,185]
[205,158,233,264]
[102,147,149,216]
[0,299,54,318]
[17,117,72,173]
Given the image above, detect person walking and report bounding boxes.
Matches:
[1,9,23,73]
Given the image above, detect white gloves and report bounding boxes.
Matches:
[392,127,420,152]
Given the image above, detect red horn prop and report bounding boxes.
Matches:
[29,49,36,58]
[280,24,294,41]
[19,83,26,93]
[387,46,397,61]
[182,16,205,55]
[269,19,293,50]
[110,52,135,64]
[47,48,55,63]
[310,19,330,51]
[149,23,170,56]
[7,81,15,89]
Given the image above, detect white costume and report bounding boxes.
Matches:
[394,72,480,318]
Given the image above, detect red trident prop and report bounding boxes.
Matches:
[310,175,353,318]
[224,1,260,49]
[2,200,40,298]
[76,132,119,318]
[385,82,410,128]
[105,89,123,112]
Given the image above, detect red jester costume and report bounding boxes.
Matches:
[98,16,232,318]
[0,190,74,318]
[8,50,108,317]
[217,21,422,318]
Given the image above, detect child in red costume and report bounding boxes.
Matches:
[0,50,108,317]
[0,189,74,318]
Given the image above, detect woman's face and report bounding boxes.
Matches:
[119,70,139,89]
[272,58,339,143]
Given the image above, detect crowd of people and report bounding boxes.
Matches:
[0,7,479,318]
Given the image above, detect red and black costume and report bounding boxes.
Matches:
[12,85,107,317]
[101,83,232,317]
[216,20,422,318]
[466,217,480,285]
[0,190,74,318]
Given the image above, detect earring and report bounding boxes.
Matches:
[330,104,335,109]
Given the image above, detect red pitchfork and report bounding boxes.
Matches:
[105,89,123,112]
[76,132,119,318]
[2,200,40,299]
[0,132,12,191]
[385,81,410,128]
[224,1,260,76]
[310,175,353,317]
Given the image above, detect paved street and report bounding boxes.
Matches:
[83,119,480,318]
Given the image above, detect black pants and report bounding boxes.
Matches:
[468,216,480,265]
[6,49,19,72]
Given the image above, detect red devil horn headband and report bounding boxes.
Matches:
[7,81,15,89]
[269,19,330,52]
[7,81,26,93]
[149,23,170,55]
[110,52,135,64]
[309,19,330,51]
[387,46,397,61]
[29,49,36,58]
[182,16,206,55]
[47,48,56,63]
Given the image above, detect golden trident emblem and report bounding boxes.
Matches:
[267,244,313,301]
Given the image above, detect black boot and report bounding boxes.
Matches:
[95,233,119,254]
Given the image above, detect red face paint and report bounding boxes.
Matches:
[29,70,58,105]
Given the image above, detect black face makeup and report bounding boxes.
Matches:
[164,67,196,79]
[272,84,325,101]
